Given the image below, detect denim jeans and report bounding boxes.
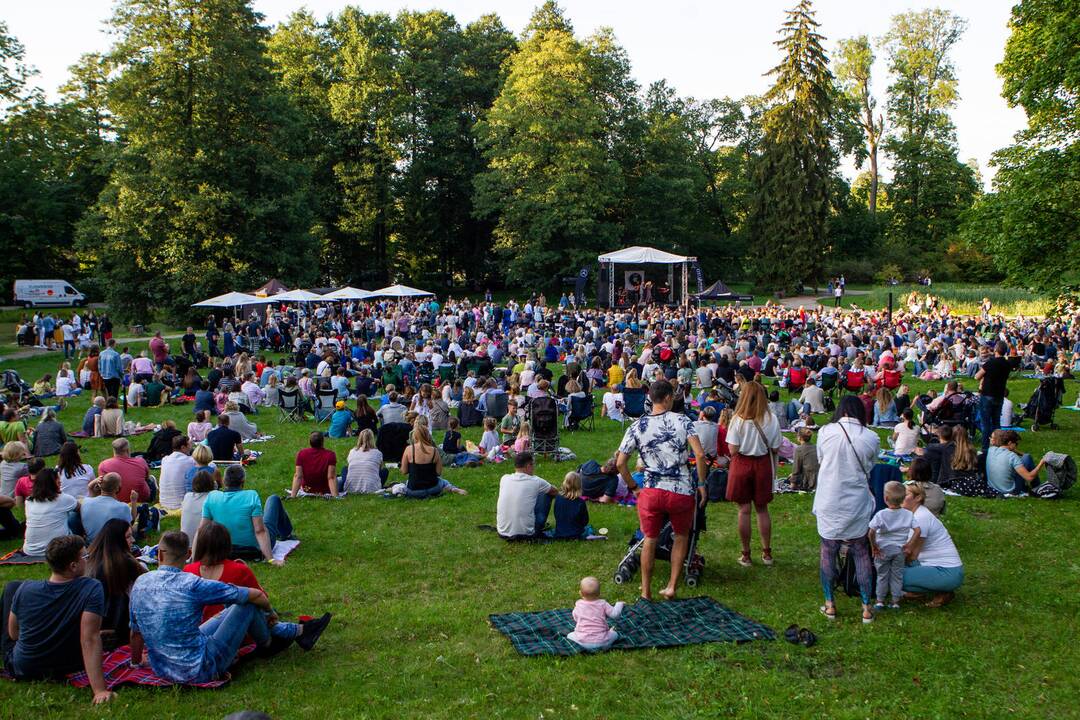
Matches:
[534,492,553,533]
[263,494,294,543]
[404,477,459,499]
[902,560,964,594]
[979,395,1003,450]
[198,603,299,682]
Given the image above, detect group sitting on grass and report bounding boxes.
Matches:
[0,287,1076,693]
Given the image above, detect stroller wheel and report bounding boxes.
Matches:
[613,570,627,585]
[685,573,699,588]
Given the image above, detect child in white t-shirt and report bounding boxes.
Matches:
[868,481,921,609]
[478,417,500,456]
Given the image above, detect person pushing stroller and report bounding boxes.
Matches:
[616,380,708,601]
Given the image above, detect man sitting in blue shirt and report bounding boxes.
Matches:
[128,531,330,684]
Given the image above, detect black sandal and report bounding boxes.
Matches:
[797,628,817,648]
[783,624,800,644]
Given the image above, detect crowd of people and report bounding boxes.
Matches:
[1,287,1077,701]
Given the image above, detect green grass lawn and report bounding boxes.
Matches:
[817,283,1054,317]
[1,350,1079,719]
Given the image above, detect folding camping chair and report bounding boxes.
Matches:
[621,387,647,425]
[484,391,509,420]
[313,387,338,423]
[567,393,595,431]
[277,387,304,423]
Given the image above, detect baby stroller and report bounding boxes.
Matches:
[613,502,706,588]
[2,370,40,407]
[528,396,560,457]
[1024,377,1063,431]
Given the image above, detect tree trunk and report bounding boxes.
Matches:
[868,141,879,215]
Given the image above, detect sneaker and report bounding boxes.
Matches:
[737,554,752,568]
[873,602,886,610]
[888,603,901,610]
[296,613,332,651]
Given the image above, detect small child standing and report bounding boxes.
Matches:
[567,576,624,650]
[868,481,921,609]
[478,417,500,456]
[553,471,590,539]
[512,422,531,454]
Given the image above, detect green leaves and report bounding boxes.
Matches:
[748,1,836,292]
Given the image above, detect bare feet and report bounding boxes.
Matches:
[926,591,955,608]
[659,586,677,601]
[452,487,468,496]
[598,495,613,504]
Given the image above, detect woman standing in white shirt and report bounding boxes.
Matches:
[724,382,781,568]
[813,395,880,623]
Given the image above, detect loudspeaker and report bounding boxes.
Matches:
[597,274,609,308]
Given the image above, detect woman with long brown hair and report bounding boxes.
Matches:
[724,381,781,567]
[85,518,145,646]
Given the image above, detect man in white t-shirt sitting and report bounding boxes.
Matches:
[495,452,558,540]
[601,388,624,422]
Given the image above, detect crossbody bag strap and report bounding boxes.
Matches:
[838,422,872,479]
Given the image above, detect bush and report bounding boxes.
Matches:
[874,263,903,286]
[823,258,875,284]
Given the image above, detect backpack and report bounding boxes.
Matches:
[837,544,876,598]
[706,468,728,502]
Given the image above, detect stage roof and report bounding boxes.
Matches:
[598,245,695,264]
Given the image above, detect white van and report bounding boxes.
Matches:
[13,279,87,308]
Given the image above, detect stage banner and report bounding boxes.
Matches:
[692,262,704,293]
[574,267,589,305]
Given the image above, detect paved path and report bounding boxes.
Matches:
[1,332,187,362]
[773,289,870,310]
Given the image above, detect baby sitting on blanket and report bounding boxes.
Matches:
[567,576,624,651]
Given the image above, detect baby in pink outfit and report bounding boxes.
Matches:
[567,576,625,650]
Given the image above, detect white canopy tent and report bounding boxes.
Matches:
[270,289,325,302]
[191,292,273,308]
[321,286,373,301]
[369,284,434,298]
[597,246,694,265]
[597,245,696,309]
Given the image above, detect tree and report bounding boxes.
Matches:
[960,0,1079,290]
[747,0,836,292]
[80,0,317,320]
[834,36,883,214]
[474,2,622,288]
[0,20,32,110]
[880,9,977,267]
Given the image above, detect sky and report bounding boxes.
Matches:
[4,0,1026,187]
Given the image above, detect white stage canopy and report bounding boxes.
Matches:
[192,292,273,308]
[321,286,373,300]
[270,289,325,302]
[597,246,693,265]
[370,284,434,298]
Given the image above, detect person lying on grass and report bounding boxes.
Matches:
[128,530,331,685]
[2,534,113,704]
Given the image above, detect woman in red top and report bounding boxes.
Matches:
[184,521,264,623]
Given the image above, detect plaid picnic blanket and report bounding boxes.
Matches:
[0,549,45,565]
[68,643,257,689]
[489,596,774,656]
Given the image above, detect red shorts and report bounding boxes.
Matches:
[637,488,695,538]
[726,453,774,506]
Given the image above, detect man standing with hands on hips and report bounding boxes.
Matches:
[616,380,708,601]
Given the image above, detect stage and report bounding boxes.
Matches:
[597,246,696,309]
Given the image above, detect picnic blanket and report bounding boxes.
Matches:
[489,596,774,656]
[0,549,46,565]
[68,643,257,690]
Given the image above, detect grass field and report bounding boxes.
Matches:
[1,350,1079,719]
[821,283,1055,318]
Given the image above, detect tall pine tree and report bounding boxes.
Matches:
[748,0,835,292]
